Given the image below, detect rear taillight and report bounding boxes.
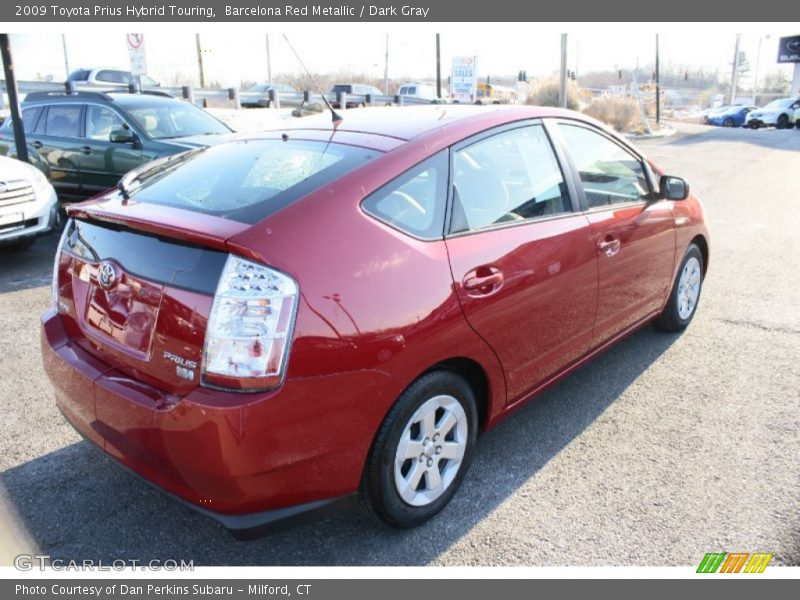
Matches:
[52,219,70,310]
[202,255,299,392]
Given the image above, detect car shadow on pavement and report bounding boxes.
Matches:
[664,126,800,152]
[1,326,678,566]
[0,228,61,294]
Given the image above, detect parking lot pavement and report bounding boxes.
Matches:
[0,122,797,567]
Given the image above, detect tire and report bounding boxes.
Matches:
[723,118,734,127]
[776,114,789,129]
[360,370,478,528]
[654,243,704,333]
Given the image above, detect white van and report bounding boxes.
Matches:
[397,83,440,102]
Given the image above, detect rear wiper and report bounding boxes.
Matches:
[118,148,204,199]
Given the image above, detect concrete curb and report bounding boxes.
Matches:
[624,125,678,140]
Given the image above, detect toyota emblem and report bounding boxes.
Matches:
[97,261,117,290]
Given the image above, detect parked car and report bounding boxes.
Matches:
[745,97,800,129]
[0,91,234,200]
[0,155,59,249]
[43,105,708,537]
[707,105,758,128]
[241,83,298,108]
[330,83,384,108]
[397,82,440,103]
[67,68,160,88]
[700,104,742,124]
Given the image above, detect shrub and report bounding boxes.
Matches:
[526,78,580,110]
[583,96,641,132]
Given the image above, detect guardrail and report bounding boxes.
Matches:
[0,79,443,112]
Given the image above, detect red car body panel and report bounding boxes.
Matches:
[42,106,709,528]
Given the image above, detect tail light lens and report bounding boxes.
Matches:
[52,219,70,310]
[202,255,299,392]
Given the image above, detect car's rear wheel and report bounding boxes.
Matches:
[654,243,704,333]
[776,114,790,129]
[360,370,478,528]
[723,118,734,127]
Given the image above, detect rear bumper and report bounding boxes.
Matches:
[41,308,399,535]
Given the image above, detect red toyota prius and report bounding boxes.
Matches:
[42,105,709,537]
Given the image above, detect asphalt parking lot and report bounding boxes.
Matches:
[0,121,798,567]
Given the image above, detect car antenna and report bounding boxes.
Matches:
[282,34,343,124]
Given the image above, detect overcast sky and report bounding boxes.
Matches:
[7,26,798,87]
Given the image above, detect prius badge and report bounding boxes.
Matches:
[163,351,198,381]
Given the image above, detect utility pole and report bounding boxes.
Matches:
[559,33,567,108]
[752,34,769,105]
[383,34,389,95]
[61,34,70,78]
[729,33,741,105]
[266,34,272,84]
[655,33,661,125]
[195,33,206,88]
[0,34,29,163]
[435,34,442,99]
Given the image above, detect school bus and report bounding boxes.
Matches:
[475,82,516,104]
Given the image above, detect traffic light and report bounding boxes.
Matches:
[618,69,622,79]
[684,71,689,81]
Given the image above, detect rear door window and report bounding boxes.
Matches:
[362,151,448,240]
[450,125,572,233]
[44,105,83,137]
[96,70,129,84]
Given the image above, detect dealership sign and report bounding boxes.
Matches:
[126,33,147,75]
[777,35,800,63]
[452,55,478,103]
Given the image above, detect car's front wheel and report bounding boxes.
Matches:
[360,370,478,528]
[723,118,734,127]
[654,243,704,332]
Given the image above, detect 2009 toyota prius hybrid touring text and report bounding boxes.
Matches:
[41,105,709,537]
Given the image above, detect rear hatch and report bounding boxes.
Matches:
[56,206,248,396]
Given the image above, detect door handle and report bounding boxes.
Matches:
[598,236,621,257]
[31,141,43,149]
[463,267,504,297]
[80,146,93,155]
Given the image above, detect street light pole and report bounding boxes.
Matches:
[559,34,567,108]
[752,34,769,105]
[195,33,206,88]
[384,34,389,95]
[655,33,660,125]
[0,34,29,164]
[266,34,272,84]
[729,33,741,105]
[61,34,70,78]
[436,34,442,99]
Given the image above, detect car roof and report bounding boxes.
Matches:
[23,91,181,107]
[265,105,580,144]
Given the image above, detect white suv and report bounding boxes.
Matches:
[0,156,59,249]
[744,97,800,129]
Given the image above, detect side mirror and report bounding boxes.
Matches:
[109,127,137,145]
[660,175,689,200]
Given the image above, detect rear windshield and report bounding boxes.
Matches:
[331,85,354,94]
[124,139,381,224]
